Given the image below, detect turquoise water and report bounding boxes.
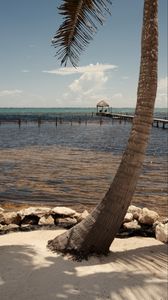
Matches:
[0,107,167,123]
[0,107,167,115]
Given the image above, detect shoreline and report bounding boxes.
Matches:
[0,201,94,214]
[0,199,166,221]
[1,203,167,243]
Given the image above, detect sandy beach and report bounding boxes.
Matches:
[0,229,167,300]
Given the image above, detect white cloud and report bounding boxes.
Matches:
[61,65,113,107]
[156,76,167,107]
[43,63,117,76]
[42,63,118,107]
[21,69,30,73]
[0,89,23,97]
[69,71,108,93]
[112,93,123,99]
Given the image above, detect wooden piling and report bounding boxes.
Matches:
[18,118,21,128]
[97,112,168,129]
[100,118,103,125]
[38,117,41,128]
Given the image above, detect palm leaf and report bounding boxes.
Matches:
[52,0,111,67]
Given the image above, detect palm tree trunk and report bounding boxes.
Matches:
[48,0,158,258]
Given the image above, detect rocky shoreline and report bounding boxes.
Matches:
[0,205,167,243]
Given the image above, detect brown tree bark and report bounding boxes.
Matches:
[48,0,158,259]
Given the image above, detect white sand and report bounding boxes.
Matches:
[0,229,167,300]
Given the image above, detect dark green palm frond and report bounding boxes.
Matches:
[52,0,112,67]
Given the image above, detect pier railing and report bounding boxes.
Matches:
[0,112,167,129]
[96,112,168,129]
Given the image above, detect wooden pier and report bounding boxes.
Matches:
[97,112,168,129]
[0,112,167,129]
[152,118,168,129]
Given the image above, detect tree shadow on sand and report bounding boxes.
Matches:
[0,242,167,300]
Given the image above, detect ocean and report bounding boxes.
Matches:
[0,107,167,217]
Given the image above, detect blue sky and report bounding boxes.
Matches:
[0,0,167,108]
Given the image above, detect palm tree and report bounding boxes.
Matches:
[48,0,158,259]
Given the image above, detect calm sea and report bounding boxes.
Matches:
[0,107,167,217]
[0,107,167,118]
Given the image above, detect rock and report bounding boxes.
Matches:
[162,218,168,224]
[0,224,19,234]
[5,224,19,231]
[0,207,4,213]
[20,224,38,231]
[76,210,89,222]
[51,206,77,217]
[18,207,51,219]
[3,212,21,225]
[55,217,77,228]
[128,205,142,219]
[20,224,34,231]
[0,213,5,224]
[73,212,81,220]
[123,212,133,223]
[39,215,55,226]
[21,215,39,225]
[123,220,141,230]
[153,220,160,228]
[0,224,5,232]
[139,208,159,225]
[155,223,168,243]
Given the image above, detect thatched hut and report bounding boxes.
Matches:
[96,100,109,113]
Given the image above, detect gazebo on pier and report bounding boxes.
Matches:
[96,100,110,113]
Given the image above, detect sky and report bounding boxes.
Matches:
[0,0,167,108]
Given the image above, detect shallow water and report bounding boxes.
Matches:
[0,120,167,217]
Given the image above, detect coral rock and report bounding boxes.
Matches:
[139,208,159,225]
[55,217,77,228]
[39,215,55,226]
[123,220,141,230]
[3,212,21,225]
[128,205,142,219]
[155,223,168,243]
[123,212,133,223]
[18,207,51,219]
[51,206,76,217]
[0,213,5,224]
[0,207,4,213]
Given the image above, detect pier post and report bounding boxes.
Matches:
[18,118,21,128]
[38,117,41,128]
[100,118,103,125]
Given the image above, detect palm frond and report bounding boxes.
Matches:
[52,0,112,67]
